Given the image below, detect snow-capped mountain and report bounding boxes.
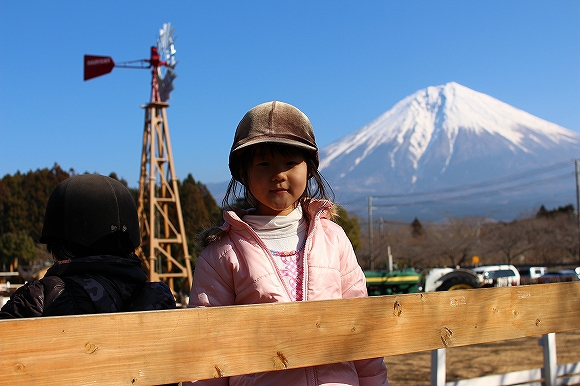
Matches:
[319,82,580,221]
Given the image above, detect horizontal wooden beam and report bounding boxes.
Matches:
[1,282,579,385]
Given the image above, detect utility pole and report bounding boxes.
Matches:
[575,159,580,263]
[379,217,384,268]
[368,196,374,270]
[575,159,580,228]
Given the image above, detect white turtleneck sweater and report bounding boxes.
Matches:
[243,205,307,251]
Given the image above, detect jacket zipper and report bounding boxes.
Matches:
[231,203,329,303]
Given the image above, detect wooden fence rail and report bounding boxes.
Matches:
[1,282,579,385]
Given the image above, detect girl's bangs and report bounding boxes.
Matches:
[252,143,310,159]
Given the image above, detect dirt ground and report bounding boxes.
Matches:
[383,330,580,385]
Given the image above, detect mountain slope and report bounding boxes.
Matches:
[319,82,580,220]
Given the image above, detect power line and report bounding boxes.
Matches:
[337,159,576,207]
[371,173,572,207]
[374,159,574,199]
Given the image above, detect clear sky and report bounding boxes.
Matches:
[1,1,579,188]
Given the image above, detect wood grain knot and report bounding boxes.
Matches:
[276,351,289,369]
[393,301,403,317]
[14,363,25,372]
[440,327,453,347]
[214,365,224,378]
[85,343,98,354]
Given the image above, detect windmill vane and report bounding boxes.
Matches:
[83,22,177,102]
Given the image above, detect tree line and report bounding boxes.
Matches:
[358,204,580,271]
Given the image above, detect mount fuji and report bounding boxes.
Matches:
[318,82,580,221]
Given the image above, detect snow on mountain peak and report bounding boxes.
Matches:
[319,82,578,172]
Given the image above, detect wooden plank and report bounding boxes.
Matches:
[0,282,579,386]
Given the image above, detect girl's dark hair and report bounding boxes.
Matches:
[223,143,334,212]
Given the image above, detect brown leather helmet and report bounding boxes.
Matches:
[229,101,319,182]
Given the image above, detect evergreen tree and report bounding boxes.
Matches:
[0,231,39,269]
[179,174,222,257]
[411,217,424,237]
[333,205,362,250]
[0,164,70,242]
[536,204,575,219]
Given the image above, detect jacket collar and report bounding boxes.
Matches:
[223,199,334,231]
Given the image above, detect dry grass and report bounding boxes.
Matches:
[383,330,580,385]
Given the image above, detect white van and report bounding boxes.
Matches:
[527,266,547,279]
[472,265,520,287]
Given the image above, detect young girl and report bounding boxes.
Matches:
[187,101,389,386]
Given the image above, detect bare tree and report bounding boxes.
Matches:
[427,217,483,267]
[480,220,535,265]
[358,206,580,271]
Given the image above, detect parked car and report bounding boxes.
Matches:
[472,265,520,287]
[518,266,548,285]
[523,266,547,279]
[537,270,580,283]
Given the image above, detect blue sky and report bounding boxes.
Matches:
[1,1,579,187]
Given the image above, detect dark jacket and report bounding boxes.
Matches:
[0,254,176,318]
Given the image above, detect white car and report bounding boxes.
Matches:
[472,265,520,287]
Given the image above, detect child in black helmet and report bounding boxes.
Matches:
[0,174,176,318]
[186,101,388,386]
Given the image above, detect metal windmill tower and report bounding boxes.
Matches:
[83,23,192,293]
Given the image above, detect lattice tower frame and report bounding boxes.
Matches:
[136,68,192,293]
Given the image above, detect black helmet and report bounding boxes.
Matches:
[40,174,140,252]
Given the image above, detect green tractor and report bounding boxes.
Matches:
[364,269,422,295]
[365,267,483,295]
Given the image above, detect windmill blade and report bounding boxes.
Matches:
[158,66,177,102]
[84,55,115,81]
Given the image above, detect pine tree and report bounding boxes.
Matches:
[0,164,70,242]
[0,231,38,268]
[411,217,424,237]
[333,205,362,250]
[179,174,222,257]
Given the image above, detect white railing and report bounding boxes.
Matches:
[431,333,580,386]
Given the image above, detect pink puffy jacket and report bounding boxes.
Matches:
[187,200,389,386]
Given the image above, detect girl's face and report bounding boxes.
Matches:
[247,147,308,216]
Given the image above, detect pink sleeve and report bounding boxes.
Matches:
[189,252,235,307]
